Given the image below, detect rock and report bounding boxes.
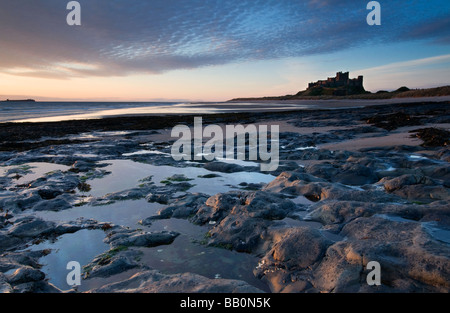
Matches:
[0,234,22,251]
[142,193,209,224]
[191,193,239,225]
[7,217,55,238]
[421,165,450,186]
[311,241,370,293]
[330,216,450,292]
[0,192,42,212]
[382,174,449,201]
[146,193,170,204]
[334,163,378,185]
[208,215,270,253]
[1,217,101,252]
[255,214,450,293]
[28,171,80,191]
[7,267,45,285]
[38,189,63,200]
[304,163,340,181]
[236,191,296,220]
[188,191,297,252]
[70,160,100,172]
[12,281,61,293]
[267,227,331,270]
[0,250,47,272]
[238,182,266,190]
[84,249,142,279]
[105,229,179,248]
[306,201,380,225]
[351,217,449,289]
[366,112,422,131]
[77,182,92,192]
[437,149,450,163]
[383,174,430,192]
[53,223,83,235]
[198,173,221,178]
[2,260,61,292]
[264,171,399,203]
[263,172,344,201]
[415,201,450,224]
[203,162,246,173]
[410,127,450,147]
[32,196,72,211]
[305,162,378,186]
[341,216,420,242]
[89,270,264,293]
[0,273,13,293]
[0,216,6,229]
[391,185,450,202]
[253,227,332,293]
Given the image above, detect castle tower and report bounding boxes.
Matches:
[335,72,349,86]
[357,75,363,87]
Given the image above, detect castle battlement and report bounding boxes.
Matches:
[308,72,363,90]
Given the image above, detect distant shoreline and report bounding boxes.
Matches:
[228,85,450,102]
[0,99,35,103]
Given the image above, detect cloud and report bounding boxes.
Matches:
[402,16,450,44]
[356,54,450,90]
[0,0,449,79]
[358,54,450,73]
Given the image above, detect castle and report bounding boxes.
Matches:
[308,72,364,90]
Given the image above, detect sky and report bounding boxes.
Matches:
[0,0,449,102]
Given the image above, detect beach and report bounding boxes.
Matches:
[0,99,449,293]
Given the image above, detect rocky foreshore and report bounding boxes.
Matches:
[0,101,449,293]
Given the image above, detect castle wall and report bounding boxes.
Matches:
[307,72,363,89]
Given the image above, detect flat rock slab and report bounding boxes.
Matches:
[89,270,264,293]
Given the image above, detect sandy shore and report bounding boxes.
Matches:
[227,95,450,107]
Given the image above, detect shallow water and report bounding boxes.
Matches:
[28,155,275,292]
[141,218,270,292]
[87,159,275,197]
[2,162,71,186]
[34,200,270,292]
[35,199,162,228]
[25,229,109,290]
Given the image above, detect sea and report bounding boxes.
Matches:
[1,97,437,123]
[0,101,313,123]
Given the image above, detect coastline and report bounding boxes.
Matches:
[0,99,449,293]
[1,98,449,145]
[2,96,449,124]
